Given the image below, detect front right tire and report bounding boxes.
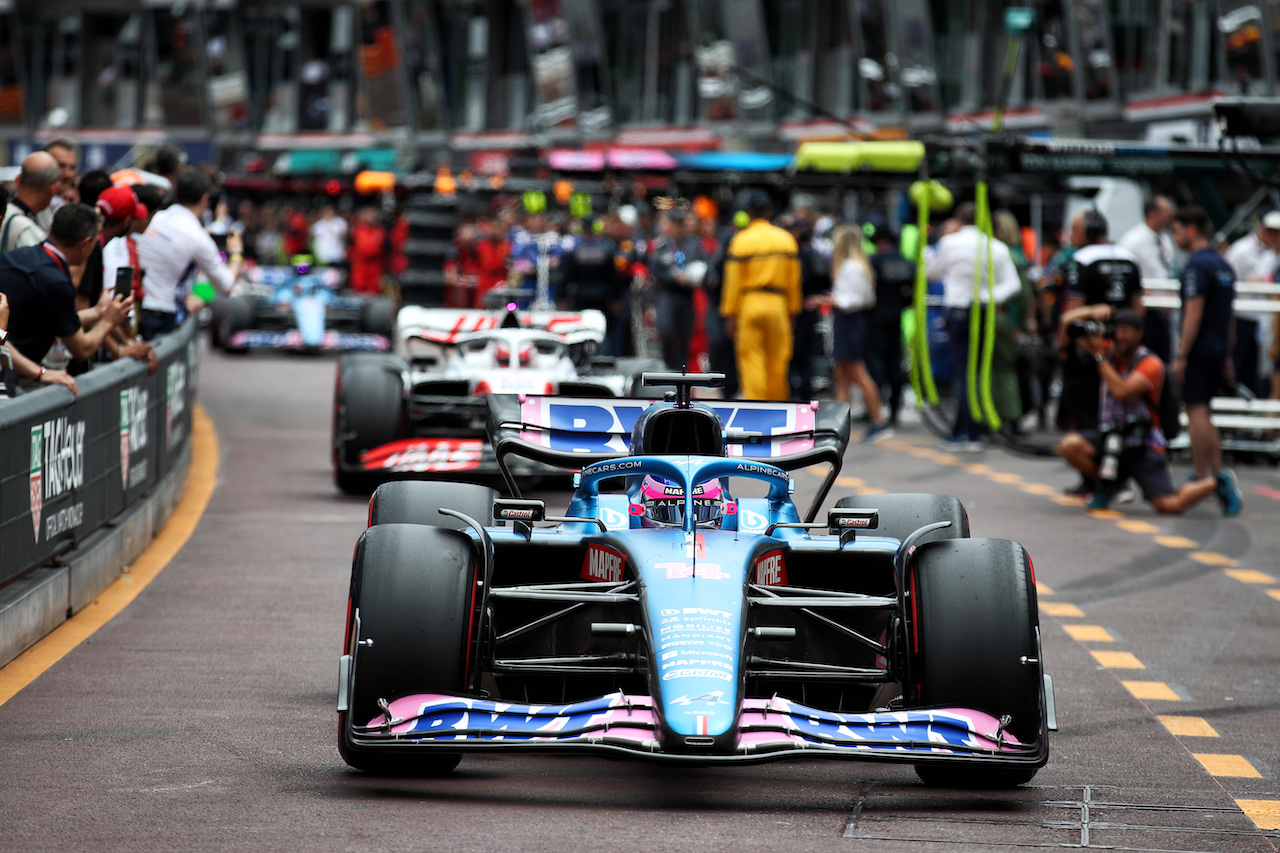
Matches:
[906,537,1044,788]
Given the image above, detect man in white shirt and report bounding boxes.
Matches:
[1223,211,1280,394]
[1117,195,1176,363]
[310,204,348,265]
[134,168,243,340]
[926,203,1022,449]
[1118,196,1176,281]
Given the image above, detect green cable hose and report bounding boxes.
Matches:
[971,183,1002,431]
[909,197,938,406]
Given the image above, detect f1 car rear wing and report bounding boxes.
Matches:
[397,306,606,347]
[486,392,851,521]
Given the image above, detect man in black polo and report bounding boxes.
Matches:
[0,204,131,387]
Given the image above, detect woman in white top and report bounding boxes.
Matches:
[820,225,892,441]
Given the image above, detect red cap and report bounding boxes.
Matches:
[96,185,142,222]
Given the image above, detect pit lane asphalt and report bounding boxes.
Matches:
[1,342,1278,852]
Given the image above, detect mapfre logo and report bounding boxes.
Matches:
[580,544,626,583]
[754,550,787,586]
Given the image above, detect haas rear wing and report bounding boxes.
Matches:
[397,306,606,347]
[485,394,850,520]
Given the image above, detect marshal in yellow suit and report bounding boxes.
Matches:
[720,217,802,400]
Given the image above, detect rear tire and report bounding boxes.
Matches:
[360,298,396,341]
[333,355,406,494]
[835,493,969,545]
[907,537,1044,788]
[219,297,253,354]
[368,481,496,529]
[340,524,476,775]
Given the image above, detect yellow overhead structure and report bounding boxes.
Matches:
[793,141,926,173]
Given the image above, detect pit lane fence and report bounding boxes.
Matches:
[1143,278,1280,459]
[0,319,198,666]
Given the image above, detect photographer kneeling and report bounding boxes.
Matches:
[1059,306,1239,514]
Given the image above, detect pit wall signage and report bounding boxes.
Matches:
[0,318,199,587]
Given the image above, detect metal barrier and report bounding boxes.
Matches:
[0,319,198,587]
[1142,279,1279,460]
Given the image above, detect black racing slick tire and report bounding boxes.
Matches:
[360,298,396,340]
[368,481,497,529]
[333,355,405,494]
[835,493,969,546]
[219,296,253,354]
[340,524,476,776]
[906,537,1045,788]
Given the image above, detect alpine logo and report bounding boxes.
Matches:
[29,426,43,539]
[754,550,788,585]
[580,544,626,583]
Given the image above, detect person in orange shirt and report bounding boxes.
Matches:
[720,192,802,400]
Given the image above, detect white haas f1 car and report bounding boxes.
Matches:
[331,304,662,493]
[338,373,1054,786]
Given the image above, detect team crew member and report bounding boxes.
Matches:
[925,203,1022,451]
[134,167,243,340]
[1058,210,1143,434]
[721,191,802,400]
[1172,206,1240,496]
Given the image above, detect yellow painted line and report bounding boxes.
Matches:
[1190,552,1237,567]
[1123,681,1181,701]
[1192,754,1262,778]
[835,476,863,488]
[1237,799,1280,831]
[933,454,960,465]
[1158,715,1219,738]
[989,472,1023,485]
[0,405,218,707]
[1224,568,1276,585]
[1085,508,1125,520]
[1063,625,1113,642]
[1036,583,1054,596]
[1155,535,1197,549]
[1092,650,1145,669]
[1115,519,1161,534]
[1268,589,1280,602]
[859,487,887,495]
[1019,483,1058,496]
[964,464,993,475]
[1040,602,1085,618]
[1053,495,1085,507]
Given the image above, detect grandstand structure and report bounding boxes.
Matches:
[0,0,1274,172]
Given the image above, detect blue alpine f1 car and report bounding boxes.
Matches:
[337,373,1053,786]
[212,264,394,353]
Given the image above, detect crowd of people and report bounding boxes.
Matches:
[0,141,410,399]
[0,145,1260,517]
[438,188,1261,517]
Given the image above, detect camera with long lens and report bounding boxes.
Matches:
[1067,318,1114,340]
[1097,412,1152,482]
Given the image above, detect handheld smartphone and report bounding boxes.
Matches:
[114,266,134,300]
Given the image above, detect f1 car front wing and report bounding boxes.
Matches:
[343,691,1045,766]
